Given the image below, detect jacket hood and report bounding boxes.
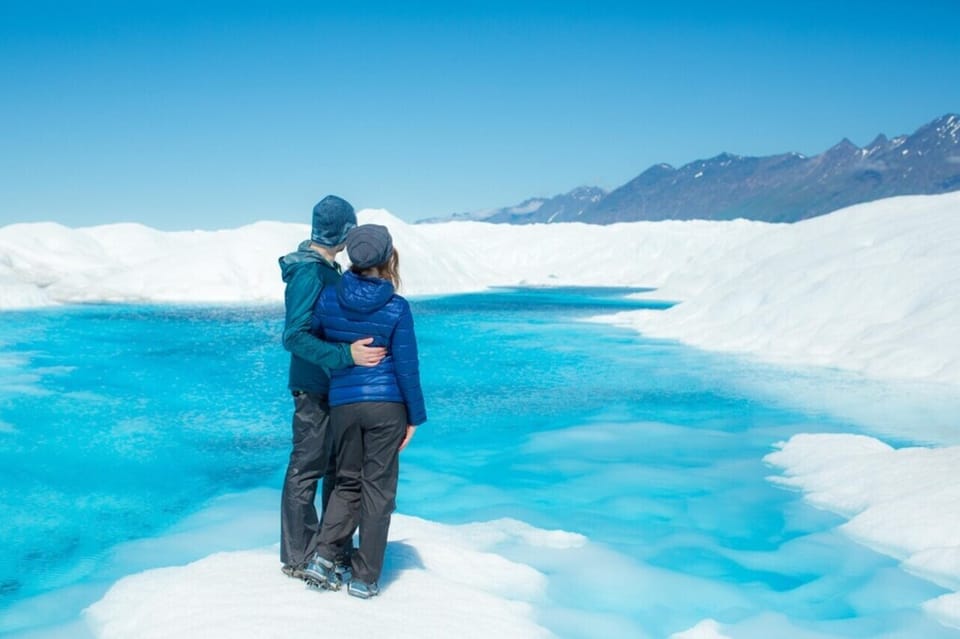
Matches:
[337,270,395,314]
[279,240,338,283]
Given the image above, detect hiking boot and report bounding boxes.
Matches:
[281,564,306,581]
[303,553,341,591]
[347,579,380,599]
[334,547,354,581]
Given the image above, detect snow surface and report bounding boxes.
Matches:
[3,192,959,386]
[63,488,741,639]
[594,191,960,386]
[84,515,581,639]
[669,619,730,639]
[766,433,960,631]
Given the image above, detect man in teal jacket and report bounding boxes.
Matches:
[278,195,385,578]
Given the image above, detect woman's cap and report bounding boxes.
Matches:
[346,224,394,269]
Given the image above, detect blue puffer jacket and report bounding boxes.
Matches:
[310,270,427,426]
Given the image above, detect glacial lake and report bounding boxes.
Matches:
[1,287,958,637]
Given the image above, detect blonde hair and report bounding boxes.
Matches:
[352,248,402,291]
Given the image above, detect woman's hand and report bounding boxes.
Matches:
[399,425,417,452]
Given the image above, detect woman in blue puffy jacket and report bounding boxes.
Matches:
[303,223,426,599]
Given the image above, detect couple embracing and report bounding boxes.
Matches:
[277,195,426,599]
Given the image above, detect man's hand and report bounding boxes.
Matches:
[350,337,386,367]
[399,425,416,452]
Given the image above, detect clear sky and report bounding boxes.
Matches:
[2,0,958,228]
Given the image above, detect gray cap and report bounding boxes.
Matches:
[311,195,357,247]
[346,224,394,269]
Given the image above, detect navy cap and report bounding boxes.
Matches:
[346,224,394,269]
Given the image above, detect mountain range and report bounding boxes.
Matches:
[419,113,960,224]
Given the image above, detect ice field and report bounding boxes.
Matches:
[1,192,959,637]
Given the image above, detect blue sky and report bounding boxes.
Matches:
[1,1,958,228]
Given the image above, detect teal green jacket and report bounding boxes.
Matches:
[279,240,353,393]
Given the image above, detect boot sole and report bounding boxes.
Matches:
[304,574,341,591]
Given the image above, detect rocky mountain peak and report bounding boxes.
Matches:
[826,138,859,155]
[866,134,889,149]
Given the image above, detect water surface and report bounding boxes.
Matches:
[0,288,956,637]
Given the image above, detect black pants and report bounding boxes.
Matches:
[315,402,407,584]
[280,391,336,569]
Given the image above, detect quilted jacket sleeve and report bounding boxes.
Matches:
[392,299,427,425]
